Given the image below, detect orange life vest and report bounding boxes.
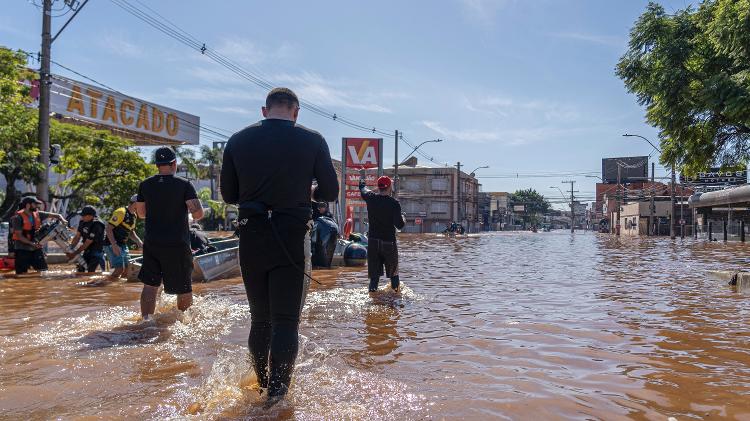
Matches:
[12,210,41,242]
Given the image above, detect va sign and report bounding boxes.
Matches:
[344,138,381,169]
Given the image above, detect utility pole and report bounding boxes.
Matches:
[562,180,577,233]
[394,130,399,197]
[36,0,53,205]
[650,162,655,236]
[36,0,89,207]
[455,162,462,223]
[616,164,622,236]
[670,162,676,239]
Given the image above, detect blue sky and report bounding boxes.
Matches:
[3,0,695,206]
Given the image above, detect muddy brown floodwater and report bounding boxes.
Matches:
[3,232,750,420]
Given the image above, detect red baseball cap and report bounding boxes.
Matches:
[377,176,392,189]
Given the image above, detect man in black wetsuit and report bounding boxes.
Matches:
[220,87,338,404]
[359,175,406,292]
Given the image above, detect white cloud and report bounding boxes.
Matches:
[463,95,580,122]
[459,0,511,26]
[208,106,255,115]
[422,120,599,146]
[553,32,625,47]
[98,33,144,58]
[275,72,393,113]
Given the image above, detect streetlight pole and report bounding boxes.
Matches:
[623,133,677,239]
[399,139,442,166]
[468,165,488,232]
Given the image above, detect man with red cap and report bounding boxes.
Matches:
[359,175,406,292]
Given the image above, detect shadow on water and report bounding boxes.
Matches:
[77,311,186,351]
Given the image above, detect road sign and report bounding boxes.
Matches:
[415,218,422,225]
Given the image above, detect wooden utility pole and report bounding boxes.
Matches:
[455,162,462,223]
[670,162,676,239]
[36,0,53,205]
[562,180,577,233]
[649,162,655,236]
[616,165,622,236]
[393,130,399,197]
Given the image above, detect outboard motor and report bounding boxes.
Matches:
[36,220,88,270]
[311,216,339,268]
[343,242,367,267]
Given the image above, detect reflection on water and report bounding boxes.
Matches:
[3,232,750,419]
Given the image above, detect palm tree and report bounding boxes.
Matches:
[199,145,223,200]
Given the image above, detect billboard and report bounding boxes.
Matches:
[679,168,747,186]
[340,138,383,212]
[49,74,200,145]
[601,157,648,184]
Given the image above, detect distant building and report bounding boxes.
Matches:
[378,158,480,233]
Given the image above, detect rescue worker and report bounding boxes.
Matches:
[96,195,143,285]
[68,206,106,273]
[220,87,339,404]
[10,196,66,275]
[135,146,204,320]
[359,175,406,292]
[312,201,333,220]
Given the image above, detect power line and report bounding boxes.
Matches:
[106,0,429,153]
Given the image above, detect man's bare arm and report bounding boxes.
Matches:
[105,224,117,246]
[135,202,146,219]
[129,230,143,248]
[186,199,204,220]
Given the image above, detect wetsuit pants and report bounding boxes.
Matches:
[238,211,311,397]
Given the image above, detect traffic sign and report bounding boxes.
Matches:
[415,218,422,225]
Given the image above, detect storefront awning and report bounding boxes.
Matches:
[688,184,750,208]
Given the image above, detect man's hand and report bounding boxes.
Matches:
[111,244,122,256]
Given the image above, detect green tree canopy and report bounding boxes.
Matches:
[617,0,750,174]
[50,122,155,212]
[510,188,550,227]
[0,48,43,219]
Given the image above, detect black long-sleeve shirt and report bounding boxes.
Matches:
[220,119,339,211]
[360,185,405,241]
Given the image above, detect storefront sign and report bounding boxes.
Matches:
[49,74,199,145]
[679,169,747,186]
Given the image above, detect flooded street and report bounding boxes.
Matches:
[3,232,750,420]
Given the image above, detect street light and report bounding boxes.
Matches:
[470,165,489,177]
[399,139,443,165]
[549,186,568,201]
[623,133,677,239]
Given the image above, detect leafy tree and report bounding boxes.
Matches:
[510,189,550,228]
[617,0,750,174]
[174,146,205,181]
[50,121,155,212]
[0,48,43,219]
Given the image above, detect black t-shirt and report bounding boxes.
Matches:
[360,188,406,241]
[220,119,339,211]
[77,219,105,252]
[105,207,137,245]
[137,174,198,247]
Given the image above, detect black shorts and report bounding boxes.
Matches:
[77,250,105,273]
[137,243,193,294]
[367,238,399,279]
[15,249,48,274]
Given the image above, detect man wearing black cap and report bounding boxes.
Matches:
[68,206,106,273]
[221,87,339,403]
[10,196,67,275]
[135,146,203,320]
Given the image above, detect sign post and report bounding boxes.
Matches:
[341,138,383,233]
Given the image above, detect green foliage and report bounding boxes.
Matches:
[50,122,155,211]
[0,47,43,218]
[617,0,750,174]
[510,189,550,227]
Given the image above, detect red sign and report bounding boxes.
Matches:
[348,199,367,207]
[344,138,381,169]
[345,173,377,186]
[345,190,363,199]
[415,218,422,225]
